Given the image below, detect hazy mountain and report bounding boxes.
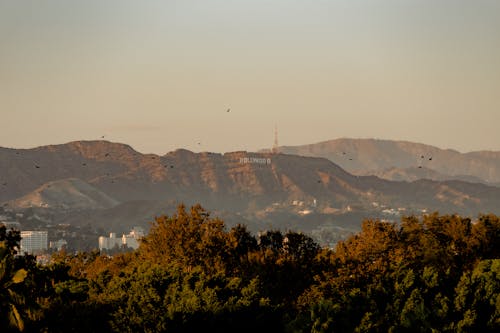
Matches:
[0,140,141,202]
[367,166,494,185]
[7,178,119,210]
[269,138,500,185]
[2,140,500,233]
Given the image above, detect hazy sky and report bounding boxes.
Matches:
[1,0,499,154]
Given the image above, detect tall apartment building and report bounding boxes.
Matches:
[20,230,48,254]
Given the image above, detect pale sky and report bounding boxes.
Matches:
[1,0,499,154]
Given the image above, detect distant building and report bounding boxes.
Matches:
[49,239,68,251]
[99,227,145,251]
[20,231,48,254]
[98,232,122,251]
[122,227,145,250]
[298,209,313,215]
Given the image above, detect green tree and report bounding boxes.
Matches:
[0,240,28,332]
[453,259,500,332]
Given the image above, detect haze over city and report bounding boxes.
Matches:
[1,0,500,154]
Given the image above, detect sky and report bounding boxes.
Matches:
[1,0,499,154]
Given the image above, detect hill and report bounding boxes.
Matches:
[270,138,500,185]
[7,178,119,210]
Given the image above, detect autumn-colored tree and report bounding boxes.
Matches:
[294,214,500,332]
[139,204,231,273]
[3,209,500,332]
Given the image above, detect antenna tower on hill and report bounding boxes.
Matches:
[272,124,279,154]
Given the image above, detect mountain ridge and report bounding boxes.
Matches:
[2,139,500,233]
[0,141,500,214]
[268,138,500,184]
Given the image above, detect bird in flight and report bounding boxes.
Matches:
[429,157,432,161]
[105,153,110,157]
[35,165,40,169]
[226,108,230,113]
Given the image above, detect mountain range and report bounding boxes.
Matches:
[271,138,500,185]
[1,139,500,236]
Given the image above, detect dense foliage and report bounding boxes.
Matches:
[1,205,499,332]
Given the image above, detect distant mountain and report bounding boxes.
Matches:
[7,178,119,210]
[367,166,495,185]
[0,140,142,202]
[2,140,500,233]
[268,138,500,185]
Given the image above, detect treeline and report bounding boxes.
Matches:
[1,204,499,332]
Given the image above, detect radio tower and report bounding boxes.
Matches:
[272,124,279,154]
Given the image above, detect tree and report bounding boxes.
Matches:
[283,231,320,262]
[229,224,258,259]
[470,214,500,259]
[453,259,500,332]
[0,240,28,332]
[0,225,21,256]
[139,204,231,273]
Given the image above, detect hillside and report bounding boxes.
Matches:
[7,178,119,210]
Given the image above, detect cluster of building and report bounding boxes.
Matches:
[1,218,145,255]
[98,227,145,251]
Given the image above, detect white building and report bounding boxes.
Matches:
[99,227,145,251]
[122,227,144,250]
[98,232,122,251]
[20,231,48,254]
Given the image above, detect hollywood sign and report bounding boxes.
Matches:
[239,157,272,165]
